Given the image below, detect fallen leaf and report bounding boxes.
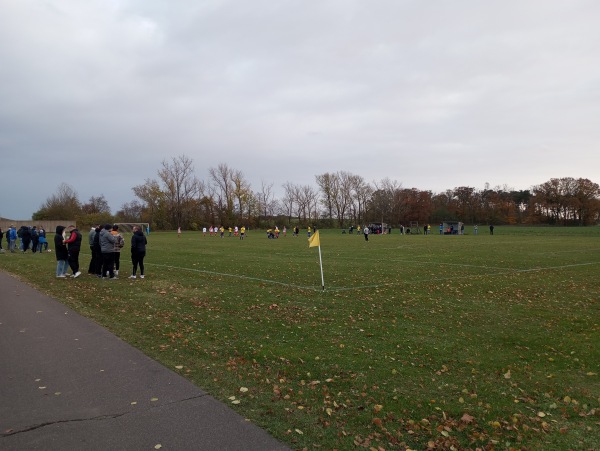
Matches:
[239,387,249,393]
[461,413,474,423]
[151,397,159,402]
[175,365,183,370]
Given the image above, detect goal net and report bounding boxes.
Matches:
[113,223,150,236]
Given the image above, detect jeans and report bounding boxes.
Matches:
[56,260,68,276]
[9,239,16,252]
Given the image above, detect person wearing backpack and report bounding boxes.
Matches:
[111,225,125,276]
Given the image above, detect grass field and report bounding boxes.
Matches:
[1,227,599,450]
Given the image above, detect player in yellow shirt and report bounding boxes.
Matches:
[240,226,246,240]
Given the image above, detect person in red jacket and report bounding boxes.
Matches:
[63,225,82,278]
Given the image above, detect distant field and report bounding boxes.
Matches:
[1,227,599,450]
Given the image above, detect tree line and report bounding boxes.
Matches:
[32,155,600,228]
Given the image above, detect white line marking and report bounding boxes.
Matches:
[147,261,598,293]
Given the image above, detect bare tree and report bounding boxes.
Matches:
[281,182,297,224]
[350,175,372,225]
[116,200,144,222]
[209,163,235,222]
[157,155,201,228]
[315,173,338,222]
[256,180,276,226]
[231,170,252,222]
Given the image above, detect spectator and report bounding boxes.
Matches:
[54,226,69,278]
[99,224,117,279]
[111,225,125,276]
[129,226,147,279]
[63,225,82,278]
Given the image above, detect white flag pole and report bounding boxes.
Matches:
[317,244,325,290]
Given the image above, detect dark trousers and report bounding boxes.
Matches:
[113,252,121,271]
[88,246,97,273]
[132,252,145,276]
[102,252,115,278]
[68,250,80,273]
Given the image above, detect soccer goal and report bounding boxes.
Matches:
[409,221,421,234]
[113,223,150,235]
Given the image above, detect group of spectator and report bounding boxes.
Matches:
[84,224,147,279]
[2,223,148,280]
[0,225,49,253]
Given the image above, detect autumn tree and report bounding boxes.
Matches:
[32,183,81,220]
[78,194,114,226]
[132,178,166,228]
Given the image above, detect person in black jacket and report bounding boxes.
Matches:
[31,226,39,253]
[63,225,82,278]
[129,226,147,279]
[20,226,32,252]
[54,226,69,277]
[92,225,103,277]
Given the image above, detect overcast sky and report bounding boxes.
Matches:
[1,0,599,220]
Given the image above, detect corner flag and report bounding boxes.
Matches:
[308,230,320,248]
[308,230,325,290]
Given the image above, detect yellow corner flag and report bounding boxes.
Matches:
[308,230,320,248]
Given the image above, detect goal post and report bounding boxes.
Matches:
[113,223,150,235]
[409,221,420,234]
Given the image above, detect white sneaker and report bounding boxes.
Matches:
[140,275,145,279]
[74,271,81,278]
[115,270,119,276]
[129,275,136,279]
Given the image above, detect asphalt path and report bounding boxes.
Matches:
[0,271,290,450]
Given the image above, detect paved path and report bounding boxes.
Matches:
[0,271,290,450]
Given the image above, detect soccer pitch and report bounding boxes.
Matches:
[1,227,599,449]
